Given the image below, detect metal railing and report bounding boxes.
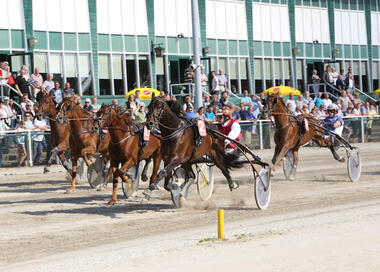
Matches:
[354,87,377,103]
[1,115,379,168]
[0,83,20,98]
[307,83,338,100]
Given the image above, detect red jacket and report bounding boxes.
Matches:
[217,119,242,148]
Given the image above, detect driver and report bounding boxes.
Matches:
[323,104,344,136]
[217,108,242,152]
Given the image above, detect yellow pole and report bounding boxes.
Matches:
[218,209,224,239]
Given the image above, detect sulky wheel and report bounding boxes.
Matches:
[87,154,106,189]
[121,165,140,199]
[196,164,215,201]
[347,149,361,183]
[254,169,271,210]
[283,151,296,180]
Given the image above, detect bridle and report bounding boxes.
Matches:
[56,99,94,124]
[262,96,297,131]
[36,96,56,122]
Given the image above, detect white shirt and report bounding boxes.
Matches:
[212,76,220,91]
[33,119,47,141]
[222,120,241,142]
[322,98,332,110]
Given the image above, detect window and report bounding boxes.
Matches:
[254,59,263,93]
[229,58,238,93]
[11,55,23,73]
[99,54,111,95]
[64,54,78,92]
[79,54,93,95]
[50,53,63,86]
[240,59,249,92]
[353,61,360,89]
[264,59,272,89]
[274,59,282,86]
[373,61,379,91]
[113,55,123,95]
[361,61,368,92]
[126,55,136,91]
[156,56,166,92]
[296,59,304,91]
[284,59,292,86]
[34,52,48,80]
[139,55,150,88]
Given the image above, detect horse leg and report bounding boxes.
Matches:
[148,153,161,187]
[108,165,119,205]
[209,150,237,191]
[44,147,59,173]
[66,156,78,193]
[109,158,136,204]
[141,159,151,182]
[290,149,299,180]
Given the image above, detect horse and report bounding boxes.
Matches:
[261,95,345,178]
[143,97,246,201]
[35,93,71,173]
[98,104,162,204]
[56,97,110,193]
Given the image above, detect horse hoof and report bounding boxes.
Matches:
[141,175,148,182]
[228,181,239,191]
[43,167,50,174]
[142,190,151,201]
[107,200,116,205]
[65,189,75,194]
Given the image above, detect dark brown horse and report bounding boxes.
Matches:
[98,104,162,204]
[261,95,345,178]
[35,93,71,173]
[56,97,110,193]
[144,97,246,201]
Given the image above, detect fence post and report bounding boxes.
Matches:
[360,117,365,143]
[259,120,263,149]
[27,131,33,166]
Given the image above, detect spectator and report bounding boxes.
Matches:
[339,69,346,81]
[135,90,141,104]
[322,65,334,98]
[217,69,228,92]
[15,67,31,97]
[125,95,138,120]
[251,94,263,118]
[0,99,7,120]
[240,90,252,110]
[135,103,146,123]
[316,105,326,117]
[0,61,10,85]
[310,106,318,116]
[205,105,215,122]
[210,71,220,96]
[49,81,63,104]
[241,106,255,147]
[183,95,194,112]
[352,93,362,106]
[322,93,332,110]
[337,90,351,112]
[296,94,304,110]
[200,67,208,93]
[219,91,230,107]
[204,95,211,108]
[210,94,222,109]
[228,104,240,121]
[360,101,370,116]
[24,101,35,118]
[286,93,296,113]
[336,75,345,92]
[331,67,339,85]
[197,107,206,120]
[365,104,377,142]
[295,106,303,116]
[171,95,177,101]
[17,112,34,166]
[313,92,323,109]
[185,106,197,118]
[42,73,54,92]
[159,90,167,99]
[287,102,295,114]
[311,70,321,96]
[2,96,13,127]
[30,67,43,99]
[91,97,101,113]
[112,99,118,105]
[35,86,48,102]
[83,98,93,111]
[33,114,48,165]
[345,72,354,94]
[62,82,75,98]
[302,104,309,114]
[303,91,313,106]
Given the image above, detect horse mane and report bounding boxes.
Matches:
[166,100,184,117]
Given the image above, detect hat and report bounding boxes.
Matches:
[327,104,337,111]
[3,96,9,100]
[222,108,232,118]
[139,102,145,107]
[85,98,91,103]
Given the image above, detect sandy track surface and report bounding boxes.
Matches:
[1,143,379,271]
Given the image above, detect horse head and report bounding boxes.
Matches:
[56,96,76,124]
[261,94,282,119]
[35,93,55,121]
[146,97,167,131]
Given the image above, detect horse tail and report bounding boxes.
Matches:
[222,151,244,170]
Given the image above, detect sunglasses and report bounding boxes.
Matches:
[327,110,335,113]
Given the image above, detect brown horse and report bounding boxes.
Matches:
[35,93,71,173]
[144,97,249,202]
[98,104,162,204]
[56,97,110,193]
[261,95,345,178]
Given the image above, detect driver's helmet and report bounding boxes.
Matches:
[327,104,337,114]
[222,108,232,119]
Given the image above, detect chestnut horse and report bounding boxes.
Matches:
[56,97,110,193]
[35,93,71,173]
[261,95,345,178]
[144,97,246,200]
[98,104,162,204]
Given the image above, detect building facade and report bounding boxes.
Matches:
[0,0,379,101]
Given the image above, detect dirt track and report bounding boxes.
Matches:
[1,143,380,271]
